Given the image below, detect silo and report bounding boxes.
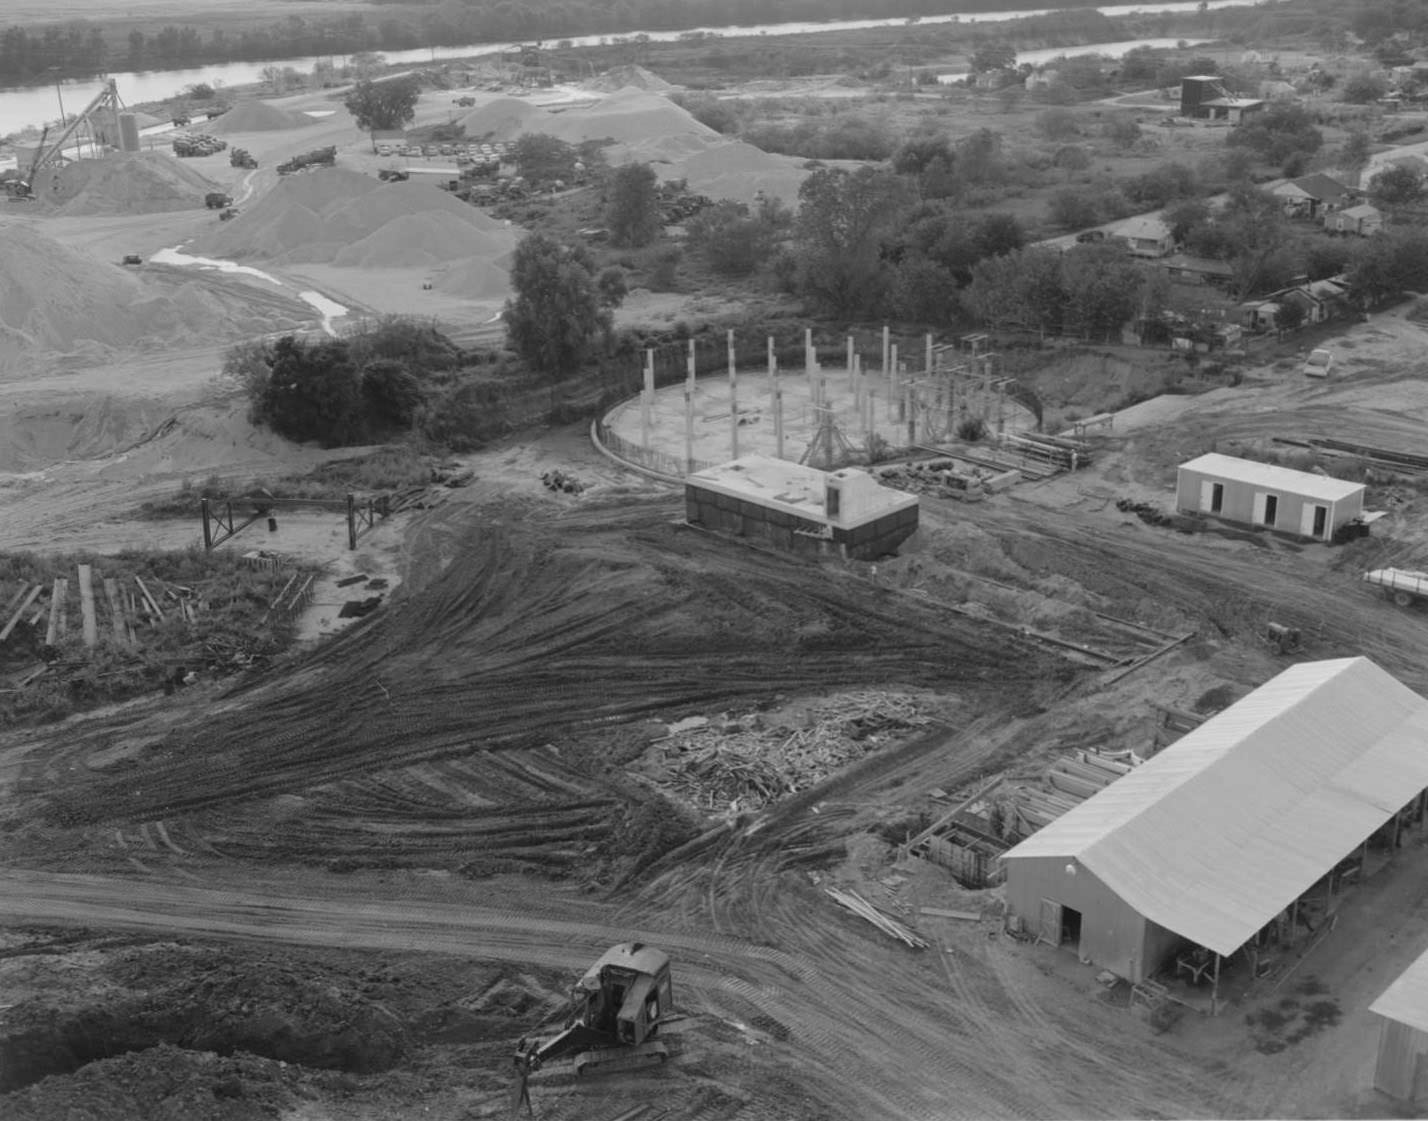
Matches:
[118,113,141,152]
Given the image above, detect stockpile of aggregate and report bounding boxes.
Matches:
[202,98,316,134]
[190,166,519,272]
[47,152,220,215]
[0,223,306,370]
[455,96,546,138]
[538,87,721,162]
[585,64,677,92]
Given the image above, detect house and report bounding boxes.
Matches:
[1240,300,1282,331]
[1175,452,1365,540]
[1290,173,1357,215]
[1113,215,1174,258]
[1279,277,1351,324]
[1002,657,1428,986]
[1159,254,1234,286]
[1326,203,1383,237]
[1266,180,1319,219]
[1370,947,1428,1105]
[684,455,918,561]
[1201,96,1266,124]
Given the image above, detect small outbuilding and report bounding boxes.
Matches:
[1326,203,1383,237]
[1371,947,1428,1105]
[685,454,918,560]
[1002,657,1428,988]
[1175,452,1365,540]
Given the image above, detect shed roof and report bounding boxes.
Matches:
[1178,452,1365,503]
[1341,203,1382,219]
[1003,658,1428,956]
[1289,173,1354,202]
[686,454,915,528]
[1371,947,1428,1034]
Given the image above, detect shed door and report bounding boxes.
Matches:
[1252,492,1267,524]
[1301,503,1327,539]
[1199,481,1215,512]
[1038,899,1063,948]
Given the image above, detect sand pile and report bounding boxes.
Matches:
[456,97,547,139]
[190,166,518,270]
[536,87,721,161]
[669,141,815,206]
[431,255,512,299]
[45,152,219,216]
[586,64,677,93]
[0,222,306,371]
[203,98,315,134]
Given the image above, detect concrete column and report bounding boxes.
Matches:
[846,335,855,386]
[728,330,739,461]
[684,388,695,476]
[641,386,651,450]
[891,344,901,422]
[687,338,696,391]
[644,348,655,398]
[774,385,785,460]
[925,332,934,377]
[881,325,890,385]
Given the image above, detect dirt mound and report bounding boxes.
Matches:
[538,87,720,161]
[45,151,219,215]
[431,254,512,298]
[456,96,547,138]
[587,64,677,93]
[202,97,315,134]
[0,222,309,372]
[671,140,814,205]
[332,211,513,268]
[2,1044,305,1121]
[191,167,515,268]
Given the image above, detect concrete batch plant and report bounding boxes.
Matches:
[1001,658,1428,1003]
[1176,452,1366,541]
[684,454,919,561]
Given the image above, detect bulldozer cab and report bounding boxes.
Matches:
[572,943,672,1046]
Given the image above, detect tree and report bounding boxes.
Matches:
[606,162,660,249]
[1342,71,1389,104]
[361,359,422,430]
[967,247,1066,335]
[260,336,363,446]
[512,133,577,185]
[597,267,628,308]
[1339,129,1373,175]
[1052,145,1091,181]
[1164,198,1211,243]
[1226,102,1323,166]
[343,75,420,131]
[971,40,1016,74]
[1047,187,1100,231]
[504,233,610,386]
[1061,244,1144,341]
[888,256,959,324]
[1217,185,1298,300]
[793,166,914,319]
[1368,164,1426,209]
[1274,300,1306,333]
[687,197,789,276]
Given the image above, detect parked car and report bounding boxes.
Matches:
[1075,229,1107,244]
[1304,348,1334,378]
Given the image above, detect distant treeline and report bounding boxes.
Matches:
[0,0,1109,86]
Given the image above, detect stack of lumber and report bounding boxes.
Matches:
[825,887,928,949]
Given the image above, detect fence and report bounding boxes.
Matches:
[594,418,720,480]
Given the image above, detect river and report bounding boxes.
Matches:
[0,0,1259,137]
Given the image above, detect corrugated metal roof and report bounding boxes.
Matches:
[1115,215,1170,240]
[1178,453,1365,503]
[1371,946,1428,1034]
[1003,659,1428,956]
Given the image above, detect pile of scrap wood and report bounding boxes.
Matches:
[825,886,928,949]
[650,692,930,813]
[876,460,986,501]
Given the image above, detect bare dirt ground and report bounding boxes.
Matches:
[8,57,1428,1121]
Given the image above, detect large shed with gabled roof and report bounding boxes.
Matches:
[1002,658,1428,985]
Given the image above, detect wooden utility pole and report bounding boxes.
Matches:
[102,577,127,645]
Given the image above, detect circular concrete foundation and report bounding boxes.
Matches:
[599,365,1038,477]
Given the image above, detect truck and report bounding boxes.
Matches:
[204,191,233,209]
[1363,568,1428,608]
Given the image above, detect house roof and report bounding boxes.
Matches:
[1372,947,1428,1034]
[1341,203,1381,219]
[1115,215,1171,241]
[1203,96,1265,108]
[1290,173,1354,202]
[1177,452,1365,501]
[1003,658,1428,956]
[1268,181,1316,200]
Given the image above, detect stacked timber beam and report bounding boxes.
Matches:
[825,887,928,949]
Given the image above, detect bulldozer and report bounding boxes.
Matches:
[512,942,674,1100]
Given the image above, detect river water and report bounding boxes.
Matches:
[0,0,1257,137]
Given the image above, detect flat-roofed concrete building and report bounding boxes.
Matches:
[1176,452,1365,541]
[685,454,918,560]
[1371,947,1428,1105]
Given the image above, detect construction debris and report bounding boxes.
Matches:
[876,460,988,501]
[541,469,585,495]
[645,692,931,814]
[825,887,928,949]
